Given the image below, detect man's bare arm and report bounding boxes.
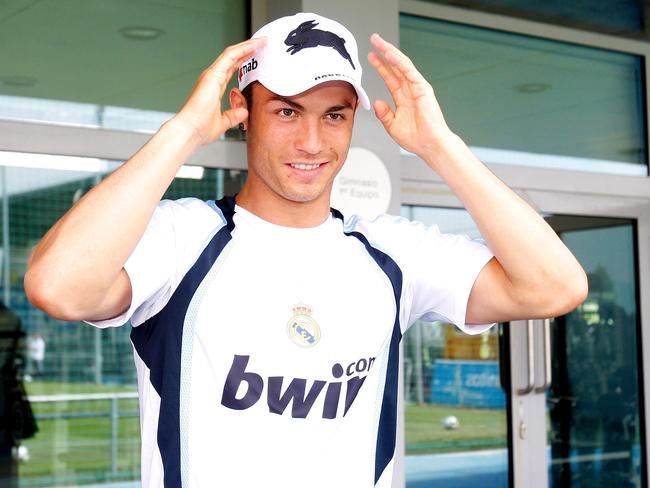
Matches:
[427,135,588,324]
[24,38,265,322]
[368,33,588,324]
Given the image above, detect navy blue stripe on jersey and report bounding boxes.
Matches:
[332,208,404,485]
[216,195,237,232]
[130,205,233,488]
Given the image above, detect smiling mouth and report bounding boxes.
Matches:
[289,163,324,171]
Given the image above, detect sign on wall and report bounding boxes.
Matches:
[331,147,391,219]
[430,360,505,409]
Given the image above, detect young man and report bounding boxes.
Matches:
[24,12,587,488]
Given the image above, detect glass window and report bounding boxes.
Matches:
[0,151,245,486]
[0,1,247,135]
[400,14,647,176]
[425,0,644,38]
[401,206,646,487]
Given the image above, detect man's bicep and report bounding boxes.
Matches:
[465,257,527,325]
[83,269,133,323]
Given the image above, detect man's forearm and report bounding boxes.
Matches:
[421,132,586,303]
[26,37,264,321]
[25,118,201,318]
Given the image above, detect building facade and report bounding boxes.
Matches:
[0,0,649,487]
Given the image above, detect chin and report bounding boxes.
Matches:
[281,186,327,204]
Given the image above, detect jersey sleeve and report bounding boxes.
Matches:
[347,214,495,335]
[83,198,223,328]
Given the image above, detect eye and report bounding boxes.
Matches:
[278,108,296,118]
[327,113,344,121]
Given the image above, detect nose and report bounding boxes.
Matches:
[295,118,324,155]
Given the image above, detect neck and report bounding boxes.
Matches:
[235,181,332,228]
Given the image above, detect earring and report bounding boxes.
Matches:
[238,123,246,132]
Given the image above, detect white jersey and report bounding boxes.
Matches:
[87,196,495,488]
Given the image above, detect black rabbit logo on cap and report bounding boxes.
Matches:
[284,20,355,70]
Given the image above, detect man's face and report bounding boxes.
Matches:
[244,80,358,206]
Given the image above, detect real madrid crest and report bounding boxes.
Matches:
[287,303,321,348]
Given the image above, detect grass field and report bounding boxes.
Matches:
[20,381,140,487]
[17,382,507,486]
[405,403,507,454]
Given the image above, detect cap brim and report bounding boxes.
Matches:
[351,82,371,111]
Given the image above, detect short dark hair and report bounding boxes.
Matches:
[242,81,258,111]
[241,80,359,122]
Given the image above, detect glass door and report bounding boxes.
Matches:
[0,150,246,487]
[509,215,645,488]
[547,217,643,487]
[402,206,510,488]
[403,320,509,488]
[402,207,646,488]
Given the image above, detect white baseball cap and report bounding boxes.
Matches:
[238,12,371,110]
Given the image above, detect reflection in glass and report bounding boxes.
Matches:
[426,0,643,36]
[404,322,508,488]
[549,221,643,487]
[400,15,647,176]
[401,206,508,488]
[0,151,245,486]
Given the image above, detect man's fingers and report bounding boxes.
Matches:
[368,51,403,89]
[370,33,401,61]
[368,52,407,105]
[368,52,401,95]
[216,37,266,75]
[208,37,266,72]
[205,37,267,96]
[370,33,426,86]
[370,32,410,67]
[383,49,427,86]
[373,99,394,129]
[221,107,249,130]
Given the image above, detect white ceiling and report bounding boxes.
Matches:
[0,0,246,112]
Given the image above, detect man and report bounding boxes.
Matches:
[24,12,587,488]
[25,333,45,380]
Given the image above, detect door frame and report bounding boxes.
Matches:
[1,121,648,488]
[401,153,650,487]
[3,0,650,481]
[2,117,649,488]
[394,9,650,482]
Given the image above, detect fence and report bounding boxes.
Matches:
[22,392,140,487]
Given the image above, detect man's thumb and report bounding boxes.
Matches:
[223,107,248,129]
[373,100,394,128]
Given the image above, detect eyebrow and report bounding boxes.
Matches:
[268,96,355,112]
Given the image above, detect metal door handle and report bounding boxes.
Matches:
[517,319,535,395]
[498,323,508,391]
[535,318,552,393]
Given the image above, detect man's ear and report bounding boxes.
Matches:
[229,87,248,119]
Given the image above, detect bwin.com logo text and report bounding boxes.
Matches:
[220,354,376,419]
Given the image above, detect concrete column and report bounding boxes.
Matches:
[250,0,402,215]
[249,3,404,486]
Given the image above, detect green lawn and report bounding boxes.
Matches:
[405,403,507,454]
[19,381,140,487]
[17,382,506,485]
[25,381,136,396]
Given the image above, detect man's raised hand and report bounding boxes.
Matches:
[172,37,266,146]
[368,33,452,159]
